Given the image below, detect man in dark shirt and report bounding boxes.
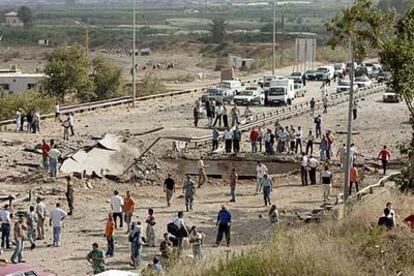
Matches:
[164,174,175,207]
[378,208,394,230]
[314,115,322,138]
[214,205,232,247]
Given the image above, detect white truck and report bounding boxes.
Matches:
[262,75,284,92]
[266,78,295,106]
[220,80,246,95]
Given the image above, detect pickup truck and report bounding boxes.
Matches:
[316,66,335,81]
[294,83,306,97]
[233,89,264,105]
[202,88,234,104]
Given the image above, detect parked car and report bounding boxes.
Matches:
[289,71,304,84]
[0,263,56,276]
[383,89,400,103]
[334,63,346,77]
[233,89,264,105]
[315,66,335,81]
[304,70,317,80]
[203,88,233,104]
[336,79,358,93]
[294,83,306,97]
[377,71,391,83]
[354,76,373,88]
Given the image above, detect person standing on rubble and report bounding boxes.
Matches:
[104,213,115,257]
[26,206,38,251]
[35,197,47,240]
[145,208,156,247]
[198,157,208,188]
[49,203,67,247]
[183,175,196,212]
[41,139,51,172]
[123,191,135,233]
[164,174,175,207]
[65,176,74,216]
[111,191,124,229]
[48,145,61,178]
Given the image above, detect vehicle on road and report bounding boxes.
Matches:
[377,71,391,83]
[383,89,400,103]
[202,87,234,104]
[346,62,359,72]
[233,88,264,105]
[315,66,335,81]
[304,70,317,80]
[334,63,346,77]
[266,78,295,106]
[0,263,56,276]
[289,71,304,84]
[354,76,373,88]
[220,80,246,95]
[294,83,307,97]
[336,79,358,93]
[263,75,284,91]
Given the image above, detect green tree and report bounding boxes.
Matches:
[208,17,228,44]
[17,6,33,29]
[91,56,123,101]
[379,7,414,190]
[43,46,94,103]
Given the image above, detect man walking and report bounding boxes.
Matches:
[35,197,47,240]
[308,155,320,185]
[104,213,115,257]
[309,97,315,118]
[214,205,232,247]
[164,174,175,207]
[322,95,328,113]
[321,166,333,202]
[86,243,106,274]
[123,191,135,233]
[189,226,205,261]
[229,168,238,202]
[183,175,196,212]
[11,215,26,264]
[50,203,67,247]
[0,204,11,249]
[256,161,268,194]
[261,174,273,206]
[111,191,124,229]
[378,145,391,175]
[300,153,308,186]
[26,206,38,250]
[65,176,74,216]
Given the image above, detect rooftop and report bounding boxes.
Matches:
[5,11,18,17]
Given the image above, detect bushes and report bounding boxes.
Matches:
[0,91,54,120]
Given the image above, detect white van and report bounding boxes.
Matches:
[220,80,245,95]
[262,75,284,92]
[315,66,335,81]
[266,78,295,105]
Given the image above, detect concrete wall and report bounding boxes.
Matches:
[0,76,45,93]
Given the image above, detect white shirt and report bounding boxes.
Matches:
[0,210,11,224]
[49,148,61,159]
[198,160,205,169]
[173,217,185,229]
[111,195,124,213]
[295,130,303,140]
[224,129,233,140]
[308,158,320,168]
[69,114,74,126]
[216,106,224,116]
[36,202,47,219]
[50,208,67,227]
[301,156,308,167]
[55,104,60,113]
[256,164,268,178]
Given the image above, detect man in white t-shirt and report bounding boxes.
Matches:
[111,190,124,229]
[256,161,268,194]
[49,203,67,247]
[0,204,12,249]
[173,211,188,252]
[48,146,61,178]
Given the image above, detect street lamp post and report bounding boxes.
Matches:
[272,0,276,76]
[132,0,137,107]
[343,39,355,203]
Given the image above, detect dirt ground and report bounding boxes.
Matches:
[0,60,410,275]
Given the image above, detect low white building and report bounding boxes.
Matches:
[228,55,256,70]
[5,11,23,27]
[0,67,46,94]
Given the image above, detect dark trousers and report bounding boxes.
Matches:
[1,223,10,248]
[223,115,229,128]
[326,149,331,160]
[112,212,123,228]
[381,159,388,175]
[70,125,75,136]
[353,109,357,120]
[233,140,240,153]
[216,224,231,246]
[290,141,295,152]
[106,236,114,256]
[295,139,302,154]
[194,112,199,127]
[301,166,308,185]
[212,140,219,151]
[213,115,222,127]
[306,141,313,155]
[309,168,317,185]
[258,138,263,152]
[263,186,271,206]
[349,181,359,195]
[323,105,327,113]
[316,126,321,138]
[225,139,232,153]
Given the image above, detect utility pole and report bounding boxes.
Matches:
[272,0,276,76]
[85,25,89,58]
[343,38,355,202]
[132,0,137,107]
